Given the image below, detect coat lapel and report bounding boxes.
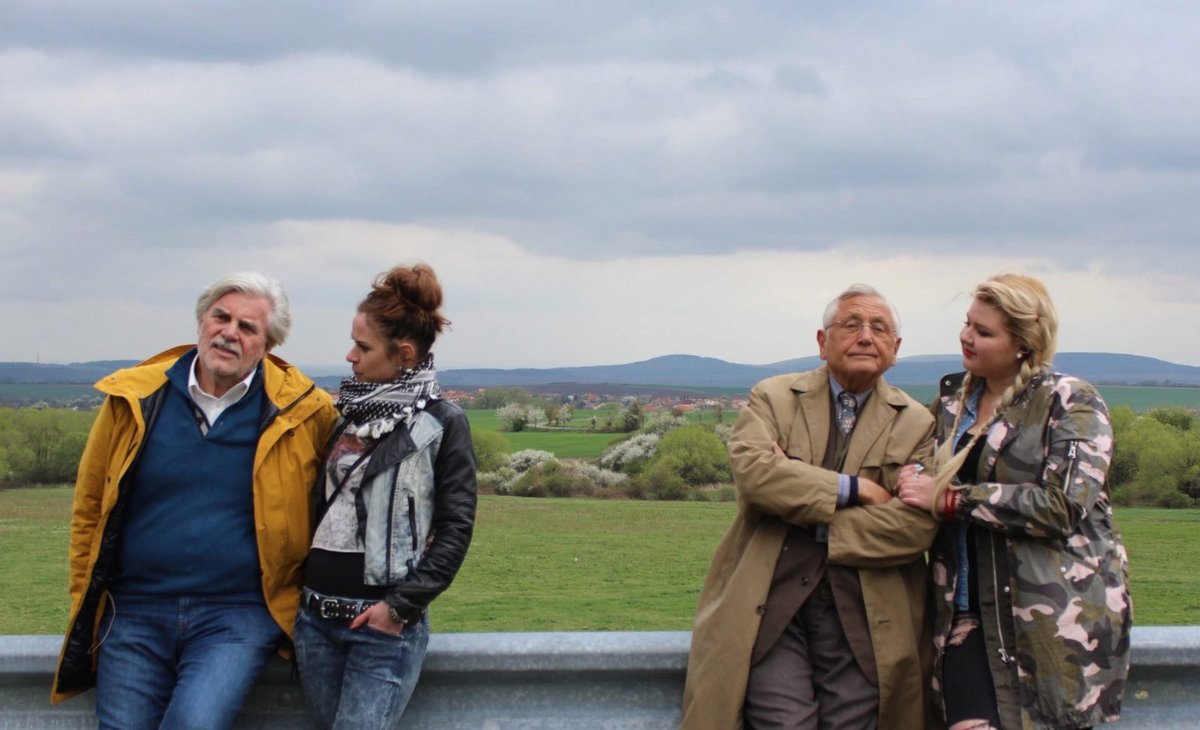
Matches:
[843,376,902,475]
[786,369,831,463]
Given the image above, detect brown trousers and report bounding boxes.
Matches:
[744,571,879,730]
[744,402,879,729]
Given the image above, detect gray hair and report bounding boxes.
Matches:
[821,283,902,335]
[194,272,292,348]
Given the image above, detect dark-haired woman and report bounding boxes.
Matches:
[897,273,1130,729]
[294,263,477,728]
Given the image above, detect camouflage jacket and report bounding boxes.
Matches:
[930,370,1131,729]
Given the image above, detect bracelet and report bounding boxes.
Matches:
[941,489,959,521]
[848,476,859,506]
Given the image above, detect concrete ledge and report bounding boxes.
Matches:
[1,627,1194,728]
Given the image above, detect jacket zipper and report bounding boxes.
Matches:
[1060,441,1079,496]
[407,493,419,571]
[384,475,395,580]
[993,442,1078,667]
[990,529,1011,667]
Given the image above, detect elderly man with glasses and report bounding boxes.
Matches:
[682,284,939,730]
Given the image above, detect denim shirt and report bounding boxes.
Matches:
[952,384,983,612]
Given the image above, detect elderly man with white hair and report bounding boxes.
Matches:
[51,272,336,730]
[683,284,939,730]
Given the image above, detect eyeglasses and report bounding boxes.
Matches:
[828,319,894,337]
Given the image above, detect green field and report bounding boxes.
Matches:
[465,409,628,458]
[1,487,1193,635]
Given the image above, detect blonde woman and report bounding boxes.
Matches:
[897,274,1130,729]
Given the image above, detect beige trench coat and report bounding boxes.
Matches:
[681,368,938,730]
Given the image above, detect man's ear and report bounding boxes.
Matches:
[816,328,829,361]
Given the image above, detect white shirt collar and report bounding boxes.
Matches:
[188,355,258,427]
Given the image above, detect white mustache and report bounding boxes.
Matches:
[212,335,242,357]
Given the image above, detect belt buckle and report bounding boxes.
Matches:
[319,598,342,620]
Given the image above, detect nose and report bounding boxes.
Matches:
[346,347,358,363]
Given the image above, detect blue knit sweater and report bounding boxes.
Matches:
[114,353,265,598]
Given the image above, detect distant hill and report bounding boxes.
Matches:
[437,352,1200,389]
[0,361,139,385]
[4,352,1199,391]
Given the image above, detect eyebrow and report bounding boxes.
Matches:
[210,306,263,334]
[843,313,891,324]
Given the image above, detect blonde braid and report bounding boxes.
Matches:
[930,372,975,516]
[928,362,1039,516]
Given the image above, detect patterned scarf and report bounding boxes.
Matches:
[335,353,442,440]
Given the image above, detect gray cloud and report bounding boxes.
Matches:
[2,1,1199,365]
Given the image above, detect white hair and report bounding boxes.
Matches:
[194,272,292,348]
[821,283,902,335]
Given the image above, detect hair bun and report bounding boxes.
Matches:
[361,263,450,356]
[382,263,443,315]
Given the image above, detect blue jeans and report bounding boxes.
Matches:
[95,593,284,730]
[293,604,431,729]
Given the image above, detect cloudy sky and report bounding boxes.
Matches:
[3,1,1199,372]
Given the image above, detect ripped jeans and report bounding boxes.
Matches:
[943,612,1002,730]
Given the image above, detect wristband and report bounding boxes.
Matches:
[848,476,860,506]
[942,489,959,521]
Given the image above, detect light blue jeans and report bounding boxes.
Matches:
[293,604,430,729]
[95,593,284,730]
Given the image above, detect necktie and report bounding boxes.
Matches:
[838,391,858,436]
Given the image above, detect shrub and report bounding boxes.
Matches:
[0,407,96,485]
[599,433,659,474]
[508,449,556,473]
[1147,407,1196,431]
[621,402,643,432]
[639,412,680,436]
[655,425,731,486]
[470,387,534,409]
[569,462,627,488]
[502,460,626,498]
[471,428,510,473]
[496,403,529,432]
[511,461,594,498]
[629,460,691,501]
[477,466,518,495]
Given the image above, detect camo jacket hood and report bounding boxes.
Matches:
[930,370,1131,729]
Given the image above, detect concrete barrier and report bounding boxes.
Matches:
[1,627,1194,728]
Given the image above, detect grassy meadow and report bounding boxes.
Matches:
[2,486,1195,635]
[465,406,735,459]
[466,408,629,458]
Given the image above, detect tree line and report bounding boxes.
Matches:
[1,404,1198,509]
